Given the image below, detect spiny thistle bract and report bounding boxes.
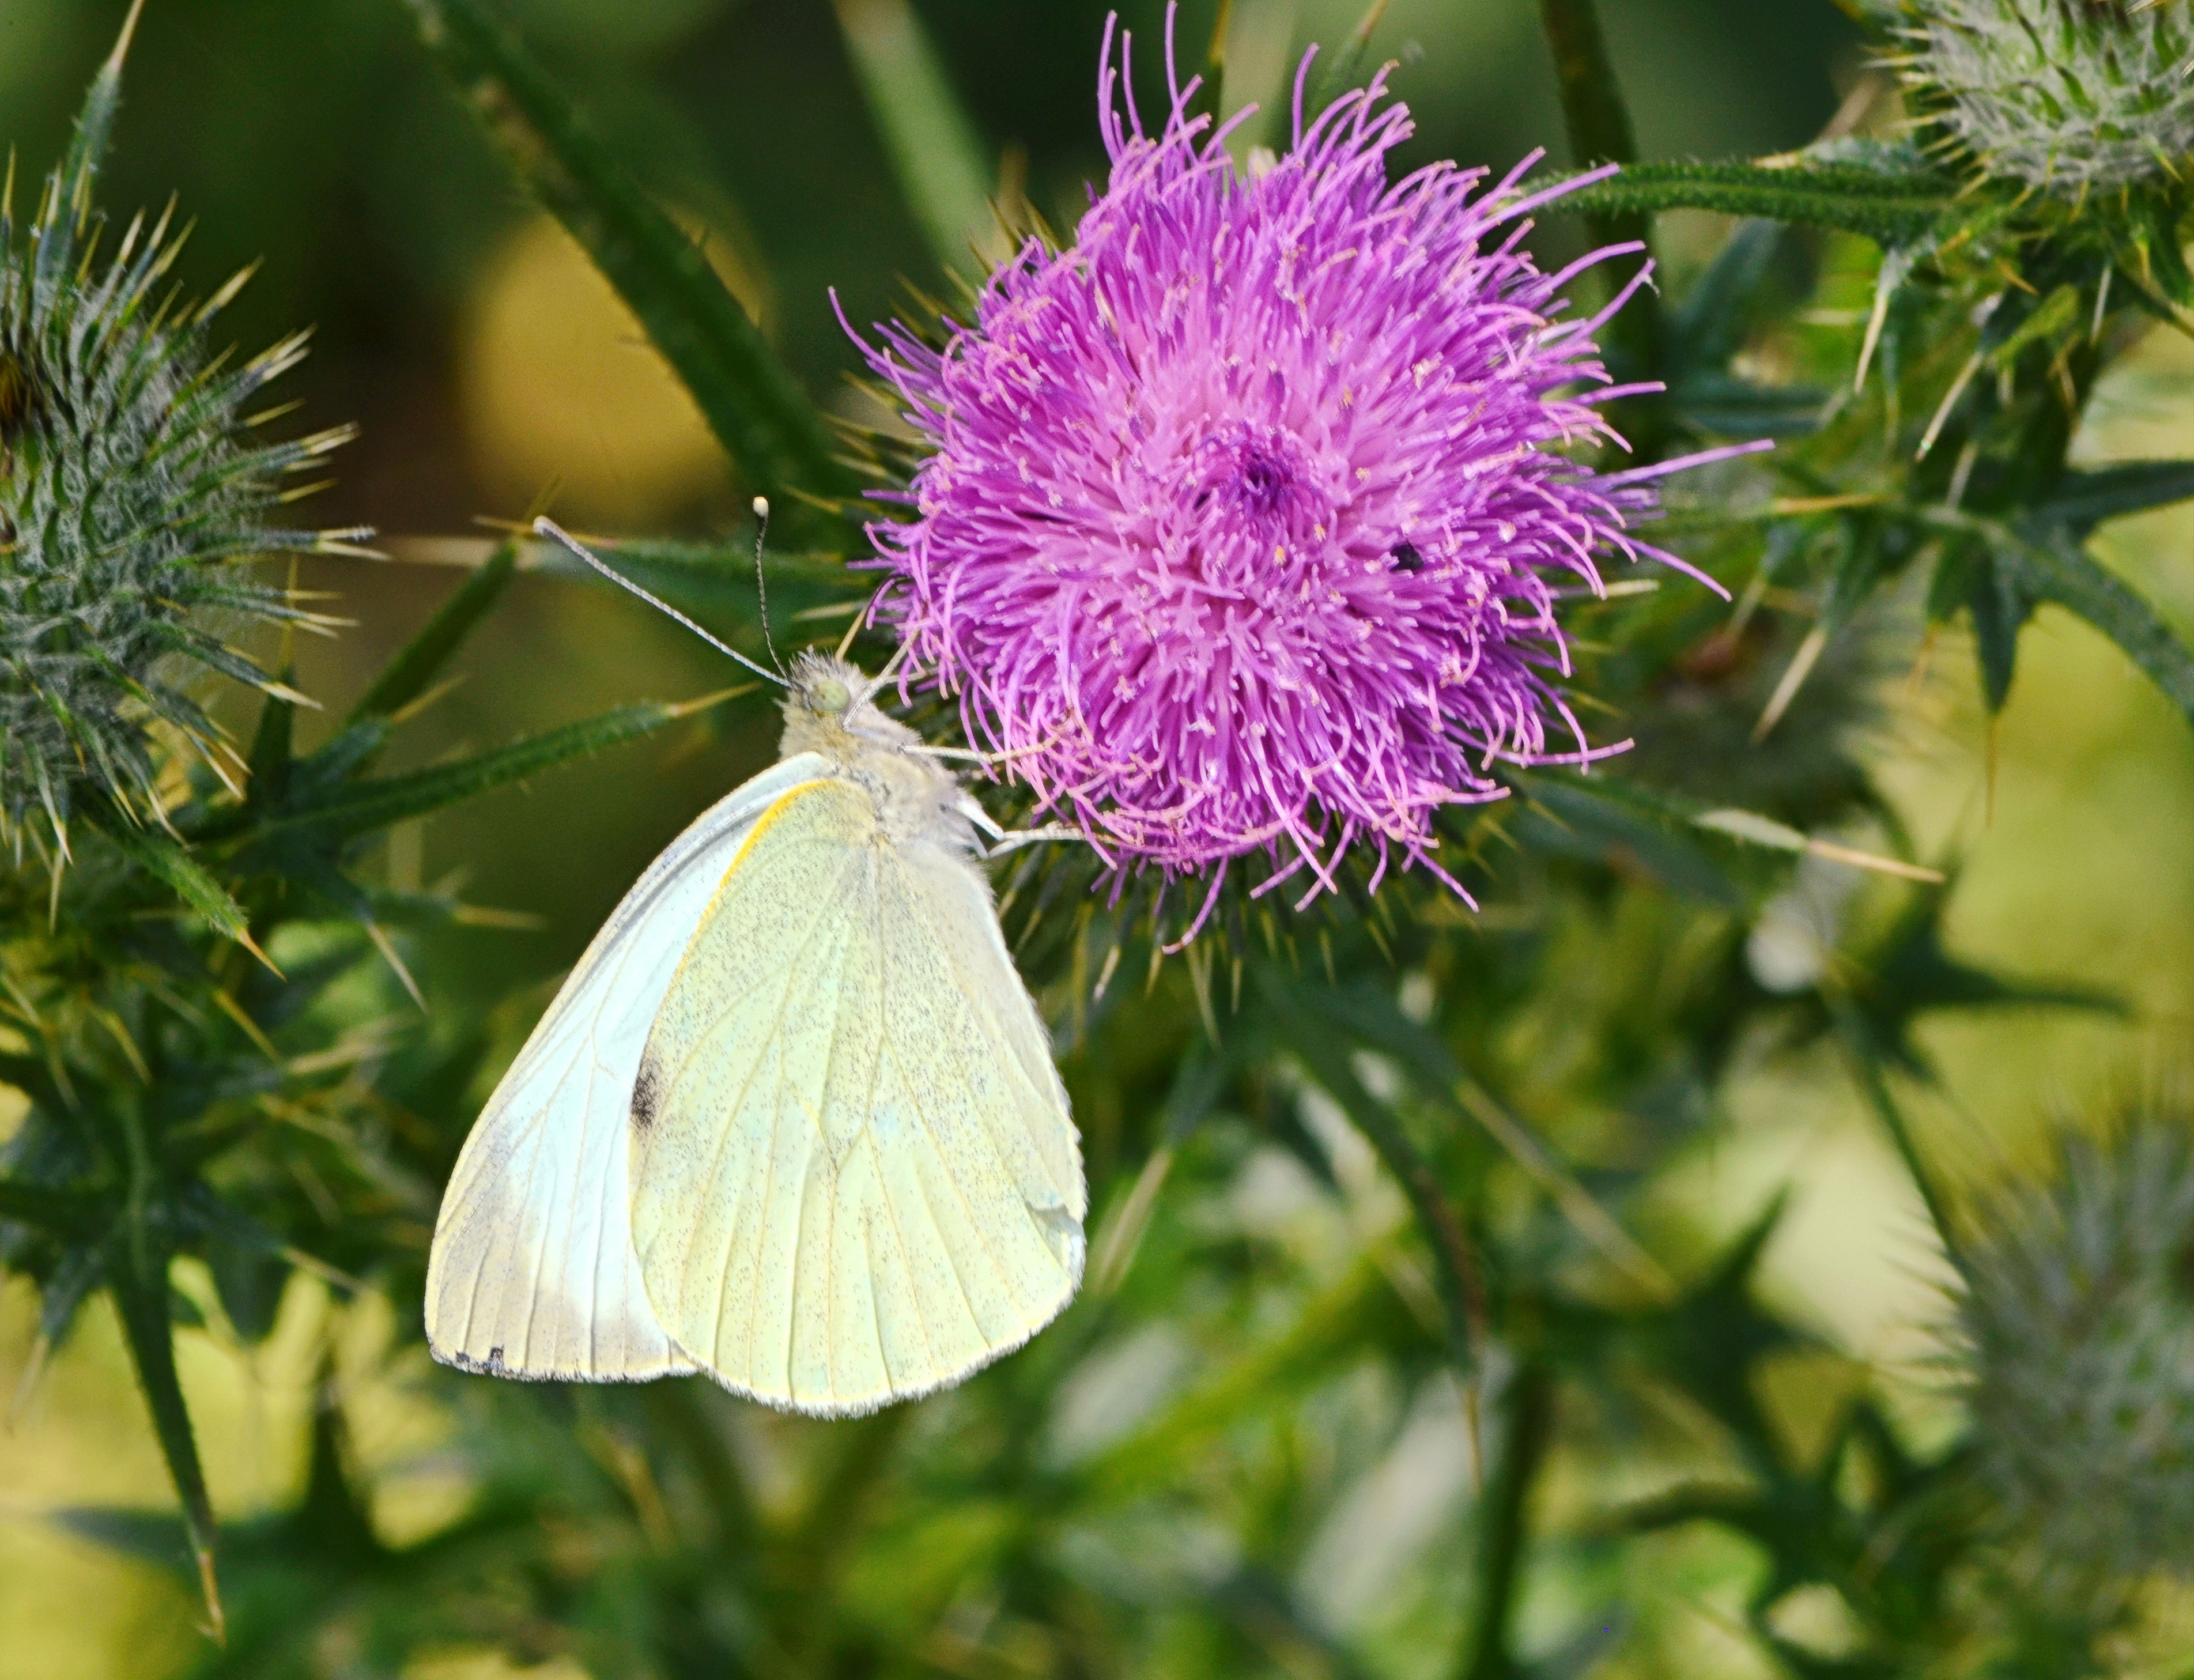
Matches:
[1897,0,2194,196]
[1956,1115,2194,1598]
[0,141,360,859]
[848,27,1766,937]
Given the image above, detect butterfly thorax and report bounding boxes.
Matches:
[779,651,975,853]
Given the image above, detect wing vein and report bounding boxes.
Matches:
[665,847,860,1361]
[866,1127,935,1383]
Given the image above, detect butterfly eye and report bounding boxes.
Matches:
[809,677,853,715]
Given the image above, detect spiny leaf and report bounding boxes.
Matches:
[95,819,255,947]
[346,536,519,726]
[2034,461,2194,541]
[1630,1194,1802,1450]
[1255,967,1483,1380]
[108,1232,224,1641]
[1081,1252,1407,1502]
[1674,220,1789,373]
[1550,160,1964,247]
[1309,0,1391,111]
[244,685,295,803]
[1510,772,1747,907]
[1517,770,1946,885]
[1962,549,2031,713]
[1997,523,2194,731]
[400,0,857,511]
[0,1178,103,1233]
[832,0,995,279]
[1841,888,2123,1082]
[241,694,738,844]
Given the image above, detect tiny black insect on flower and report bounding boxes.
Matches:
[1391,541,1425,574]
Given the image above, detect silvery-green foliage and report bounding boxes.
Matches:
[1958,1118,2194,1597]
[0,153,355,855]
[1899,0,2194,194]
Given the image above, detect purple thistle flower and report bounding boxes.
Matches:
[845,16,1764,939]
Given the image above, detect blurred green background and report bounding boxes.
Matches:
[1,0,2189,1675]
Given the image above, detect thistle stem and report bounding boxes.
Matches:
[1460,1360,1556,1680]
[1535,0,1668,451]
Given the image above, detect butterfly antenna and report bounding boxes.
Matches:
[532,518,788,688]
[750,496,788,681]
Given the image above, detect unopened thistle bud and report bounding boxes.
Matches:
[1956,1116,2194,1596]
[0,141,361,858]
[1897,0,2194,196]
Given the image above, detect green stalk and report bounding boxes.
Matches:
[1460,1362,1555,1680]
[1535,0,1667,448]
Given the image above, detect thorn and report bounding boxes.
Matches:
[107,0,149,74]
[195,1546,226,1647]
[1985,711,2000,827]
[663,684,758,719]
[362,920,424,1010]
[6,1333,51,1430]
[1753,622,1829,742]
[232,927,282,978]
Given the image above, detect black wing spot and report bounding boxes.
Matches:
[632,1059,662,1135]
[1391,541,1425,574]
[487,1345,505,1368]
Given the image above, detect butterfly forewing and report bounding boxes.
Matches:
[424,753,831,1380]
[629,777,1085,1417]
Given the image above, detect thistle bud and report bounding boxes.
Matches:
[1956,1115,2194,1598]
[0,144,358,857]
[1897,0,2194,195]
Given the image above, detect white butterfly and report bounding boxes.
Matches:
[424,520,1086,1417]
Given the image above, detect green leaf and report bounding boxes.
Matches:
[1309,0,1391,111]
[1998,525,2194,731]
[1549,160,1962,247]
[1184,0,1233,127]
[1508,772,1745,908]
[1254,968,1483,1380]
[400,0,856,509]
[346,537,519,726]
[97,820,254,946]
[1518,770,1946,886]
[1964,551,2031,713]
[1841,888,2121,1082]
[108,1235,224,1641]
[1080,1251,1405,1502]
[244,694,737,844]
[0,1179,103,1234]
[2034,461,2194,541]
[831,0,995,278]
[244,685,296,805]
[1672,220,1788,373]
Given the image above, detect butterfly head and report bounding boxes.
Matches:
[782,649,922,760]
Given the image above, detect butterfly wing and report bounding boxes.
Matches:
[424,752,832,1381]
[628,776,1085,1416]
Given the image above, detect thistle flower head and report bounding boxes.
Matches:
[848,22,1755,929]
[0,143,356,856]
[1898,0,2194,195]
[1957,1116,2194,1595]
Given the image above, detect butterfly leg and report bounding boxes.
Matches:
[981,825,1086,858]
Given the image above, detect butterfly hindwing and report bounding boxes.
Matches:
[628,776,1085,1416]
[423,753,831,1381]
